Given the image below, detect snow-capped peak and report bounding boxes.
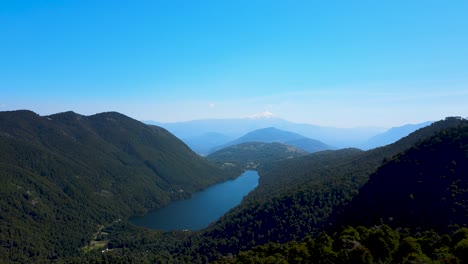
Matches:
[247,111,275,119]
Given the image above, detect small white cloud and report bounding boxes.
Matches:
[209,103,215,108]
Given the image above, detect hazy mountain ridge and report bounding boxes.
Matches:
[212,127,331,154]
[182,132,233,156]
[361,121,433,150]
[150,117,386,148]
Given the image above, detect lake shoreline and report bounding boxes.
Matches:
[130,170,259,231]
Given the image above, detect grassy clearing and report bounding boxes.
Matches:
[81,225,109,253]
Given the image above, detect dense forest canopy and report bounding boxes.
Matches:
[0,110,240,262]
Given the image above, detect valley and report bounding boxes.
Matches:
[0,111,467,263]
[131,170,259,231]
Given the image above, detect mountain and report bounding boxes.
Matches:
[360,121,433,150]
[182,132,233,156]
[149,117,386,148]
[207,142,308,169]
[0,110,239,262]
[226,127,305,143]
[336,122,468,231]
[212,127,331,153]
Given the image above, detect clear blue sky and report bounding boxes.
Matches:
[1,0,467,127]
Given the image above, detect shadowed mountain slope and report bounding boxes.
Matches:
[336,121,468,231]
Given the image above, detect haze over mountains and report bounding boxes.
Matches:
[148,116,433,155]
[212,127,331,154]
[180,132,234,156]
[147,115,386,150]
[360,121,433,150]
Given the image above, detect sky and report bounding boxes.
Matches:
[1,0,467,128]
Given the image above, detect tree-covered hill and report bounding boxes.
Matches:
[0,110,240,262]
[336,121,468,231]
[216,225,468,264]
[207,142,308,169]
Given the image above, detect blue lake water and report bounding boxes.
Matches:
[130,170,259,231]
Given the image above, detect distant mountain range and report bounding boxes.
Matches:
[148,118,433,154]
[146,117,386,149]
[212,127,331,154]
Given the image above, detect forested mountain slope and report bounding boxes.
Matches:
[0,110,239,262]
[207,142,308,169]
[336,121,468,231]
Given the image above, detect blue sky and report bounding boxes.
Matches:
[1,0,467,127]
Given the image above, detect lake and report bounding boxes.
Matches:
[130,170,259,231]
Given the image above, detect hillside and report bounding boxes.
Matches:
[336,122,468,231]
[0,110,239,262]
[212,127,331,154]
[207,142,308,169]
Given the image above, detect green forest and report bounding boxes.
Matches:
[0,110,240,263]
[1,111,468,263]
